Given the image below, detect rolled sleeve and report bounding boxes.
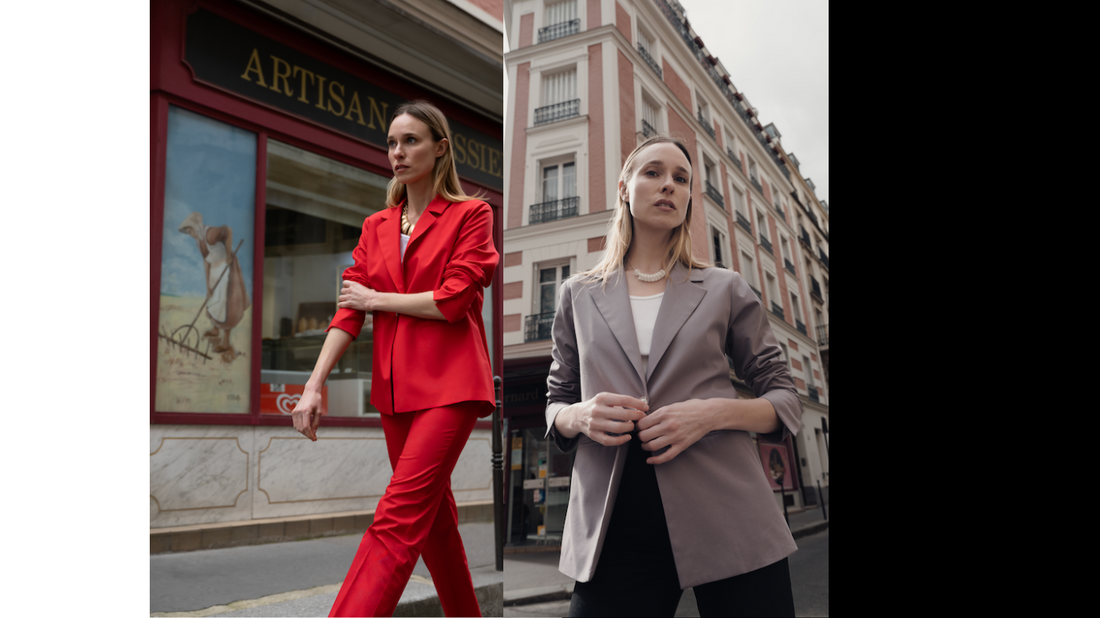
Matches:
[433,202,499,323]
[545,281,582,453]
[325,217,373,339]
[726,274,803,442]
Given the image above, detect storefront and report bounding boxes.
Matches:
[150,0,503,535]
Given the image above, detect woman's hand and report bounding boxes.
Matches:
[290,389,324,441]
[636,398,718,464]
[338,280,380,312]
[556,392,648,446]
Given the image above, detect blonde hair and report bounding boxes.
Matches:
[581,136,710,285]
[384,100,485,207]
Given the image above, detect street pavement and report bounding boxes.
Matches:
[150,506,827,617]
[504,505,830,617]
[150,521,502,617]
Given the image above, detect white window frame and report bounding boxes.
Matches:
[538,154,577,203]
[533,259,573,316]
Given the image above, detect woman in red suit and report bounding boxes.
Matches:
[290,100,498,617]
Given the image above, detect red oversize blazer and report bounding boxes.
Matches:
[326,195,499,418]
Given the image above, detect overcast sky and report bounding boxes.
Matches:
[678,0,829,209]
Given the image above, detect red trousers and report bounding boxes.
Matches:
[329,402,482,617]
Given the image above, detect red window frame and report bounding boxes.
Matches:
[151,0,503,428]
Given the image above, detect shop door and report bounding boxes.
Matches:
[507,426,575,546]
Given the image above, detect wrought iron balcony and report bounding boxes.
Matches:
[642,119,656,138]
[736,210,752,233]
[808,386,819,403]
[775,203,785,220]
[534,99,580,126]
[538,19,580,43]
[784,258,796,276]
[799,226,811,248]
[525,312,556,342]
[727,148,742,171]
[759,234,773,255]
[697,110,715,139]
[796,319,807,336]
[750,176,763,195]
[714,261,725,269]
[818,247,829,270]
[770,301,784,320]
[637,43,662,78]
[704,180,724,208]
[653,0,791,183]
[816,324,828,346]
[529,196,579,225]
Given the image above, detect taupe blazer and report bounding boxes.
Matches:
[545,263,802,589]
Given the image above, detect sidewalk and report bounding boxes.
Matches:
[150,521,502,617]
[504,505,829,607]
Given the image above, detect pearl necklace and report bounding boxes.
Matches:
[628,260,667,282]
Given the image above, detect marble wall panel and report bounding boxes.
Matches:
[251,425,392,520]
[150,425,254,528]
[451,433,493,501]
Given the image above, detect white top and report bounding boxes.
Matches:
[630,291,664,375]
[399,224,414,262]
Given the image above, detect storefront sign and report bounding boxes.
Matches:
[184,9,502,190]
[523,479,544,489]
[547,477,570,488]
[260,383,328,415]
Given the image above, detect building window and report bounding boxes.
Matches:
[697,96,715,139]
[703,155,723,208]
[527,262,570,342]
[642,94,660,138]
[781,236,794,275]
[710,226,727,268]
[791,291,806,335]
[539,0,579,43]
[733,185,750,232]
[757,212,773,255]
[765,271,781,318]
[531,158,578,224]
[637,24,662,78]
[741,251,758,293]
[536,68,578,125]
[749,158,762,193]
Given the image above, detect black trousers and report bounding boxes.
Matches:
[569,434,795,617]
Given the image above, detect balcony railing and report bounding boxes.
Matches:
[727,148,742,171]
[525,312,556,342]
[775,203,785,220]
[807,386,819,403]
[818,247,829,270]
[770,301,784,320]
[534,99,580,125]
[796,319,807,336]
[759,235,773,255]
[529,195,579,225]
[799,225,811,248]
[750,176,763,195]
[784,258,796,276]
[697,110,715,139]
[704,180,724,208]
[816,324,828,346]
[736,210,752,233]
[538,18,580,43]
[637,43,662,78]
[642,119,656,138]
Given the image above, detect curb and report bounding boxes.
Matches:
[151,501,495,554]
[396,580,503,617]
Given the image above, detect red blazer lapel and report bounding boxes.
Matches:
[375,206,405,292]
[404,194,451,258]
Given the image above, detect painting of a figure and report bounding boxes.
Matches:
[155,106,256,414]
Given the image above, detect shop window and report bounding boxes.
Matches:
[156,106,257,414]
[261,139,390,417]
